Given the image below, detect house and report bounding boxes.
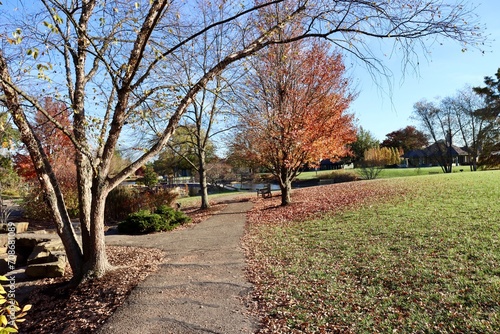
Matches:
[403,141,470,167]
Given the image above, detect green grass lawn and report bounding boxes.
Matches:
[249,171,500,332]
[297,165,472,181]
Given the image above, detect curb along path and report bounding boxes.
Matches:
[99,201,258,334]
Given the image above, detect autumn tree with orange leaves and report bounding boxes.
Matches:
[14,98,78,218]
[234,41,356,206]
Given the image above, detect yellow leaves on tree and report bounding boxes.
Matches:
[364,146,402,167]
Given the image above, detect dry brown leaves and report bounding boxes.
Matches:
[181,203,227,225]
[18,246,164,334]
[247,179,401,226]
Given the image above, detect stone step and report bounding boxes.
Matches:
[0,222,29,233]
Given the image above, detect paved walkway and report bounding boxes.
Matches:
[98,201,258,334]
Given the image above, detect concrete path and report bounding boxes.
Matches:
[98,201,258,334]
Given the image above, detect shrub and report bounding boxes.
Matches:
[172,210,191,225]
[155,205,191,226]
[154,205,176,222]
[105,186,178,223]
[105,187,142,222]
[117,210,168,235]
[21,189,50,221]
[324,171,359,183]
[359,165,384,180]
[143,188,178,211]
[117,206,190,235]
[21,184,79,221]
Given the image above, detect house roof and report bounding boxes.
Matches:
[425,141,469,157]
[403,141,469,158]
[402,149,426,159]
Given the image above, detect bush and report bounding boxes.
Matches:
[154,205,176,222]
[105,187,141,222]
[117,206,191,235]
[105,186,178,223]
[359,165,384,180]
[117,210,168,235]
[324,171,359,183]
[172,209,191,225]
[155,205,191,226]
[144,188,178,211]
[21,183,79,221]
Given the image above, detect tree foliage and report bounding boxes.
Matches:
[381,126,429,153]
[0,112,18,151]
[451,87,489,171]
[0,156,19,193]
[413,86,493,172]
[204,161,236,190]
[364,147,401,166]
[0,0,485,281]
[235,40,356,205]
[0,275,31,334]
[153,129,199,179]
[165,2,241,209]
[349,126,380,166]
[13,98,76,184]
[473,69,500,168]
[140,164,159,188]
[360,146,400,179]
[13,98,79,219]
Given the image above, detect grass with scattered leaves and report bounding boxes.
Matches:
[246,171,500,333]
[298,165,472,181]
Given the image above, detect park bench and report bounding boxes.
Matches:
[256,184,272,198]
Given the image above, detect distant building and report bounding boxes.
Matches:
[402,140,470,167]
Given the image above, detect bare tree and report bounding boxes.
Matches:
[414,89,490,172]
[452,87,488,171]
[413,99,459,173]
[0,0,485,281]
[147,1,241,209]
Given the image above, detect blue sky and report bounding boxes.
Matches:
[349,1,500,141]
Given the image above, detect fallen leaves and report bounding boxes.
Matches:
[247,179,403,227]
[19,246,164,334]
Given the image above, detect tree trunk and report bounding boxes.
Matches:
[199,169,210,209]
[44,180,85,280]
[198,151,210,209]
[472,153,478,171]
[0,53,85,278]
[278,168,292,206]
[76,153,93,264]
[85,183,111,278]
[279,180,292,206]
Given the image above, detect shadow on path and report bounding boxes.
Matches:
[99,201,258,334]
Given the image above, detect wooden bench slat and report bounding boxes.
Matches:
[256,184,272,198]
